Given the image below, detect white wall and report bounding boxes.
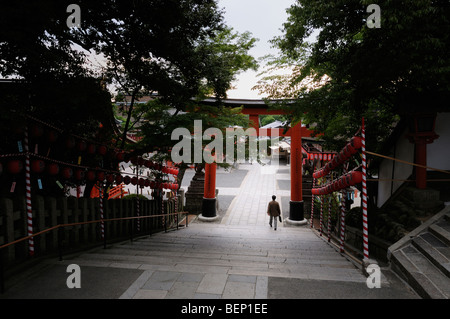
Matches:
[377,112,450,207]
[428,112,450,170]
[377,127,415,207]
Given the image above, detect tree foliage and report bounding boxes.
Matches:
[256,0,450,151]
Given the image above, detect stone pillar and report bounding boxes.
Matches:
[287,122,307,225]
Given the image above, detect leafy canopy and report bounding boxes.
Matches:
[256,0,450,151]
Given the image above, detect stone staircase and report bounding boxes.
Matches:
[388,206,450,299]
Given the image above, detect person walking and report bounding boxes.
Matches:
[267,195,282,230]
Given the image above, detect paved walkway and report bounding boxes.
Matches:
[1,163,419,299]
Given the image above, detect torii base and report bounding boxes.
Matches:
[199,198,220,222]
[286,201,307,226]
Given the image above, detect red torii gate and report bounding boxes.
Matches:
[198,99,315,224]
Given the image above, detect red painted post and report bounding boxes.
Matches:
[415,141,427,189]
[202,163,217,218]
[289,122,305,221]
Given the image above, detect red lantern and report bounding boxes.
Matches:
[97,171,105,182]
[115,175,123,184]
[351,136,363,149]
[138,178,145,187]
[87,144,96,154]
[61,167,73,179]
[74,169,85,181]
[150,181,156,189]
[345,143,356,156]
[144,179,150,187]
[98,145,107,156]
[47,163,59,176]
[77,140,87,152]
[65,136,76,149]
[7,160,23,174]
[131,177,138,185]
[124,175,131,185]
[144,160,153,168]
[46,130,58,143]
[115,151,125,161]
[86,170,96,181]
[30,124,44,138]
[349,171,363,186]
[106,174,115,183]
[312,188,319,195]
[31,160,45,173]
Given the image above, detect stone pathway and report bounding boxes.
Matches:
[1,163,419,299]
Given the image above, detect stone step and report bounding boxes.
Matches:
[391,246,450,299]
[429,224,450,247]
[412,234,450,278]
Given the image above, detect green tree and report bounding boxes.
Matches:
[256,0,450,151]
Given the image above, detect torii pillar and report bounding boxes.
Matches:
[287,121,307,225]
[199,162,219,221]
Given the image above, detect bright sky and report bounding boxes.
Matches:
[218,0,296,99]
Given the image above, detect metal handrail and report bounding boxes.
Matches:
[0,211,189,250]
[0,210,190,293]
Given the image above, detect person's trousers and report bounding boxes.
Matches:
[269,216,278,229]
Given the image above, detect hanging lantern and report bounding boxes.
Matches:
[131,176,138,185]
[106,174,115,183]
[74,169,85,181]
[349,171,363,186]
[65,136,76,149]
[61,167,73,179]
[115,174,123,184]
[150,181,156,189]
[144,160,152,168]
[86,170,96,181]
[115,151,125,162]
[123,175,131,185]
[97,171,105,182]
[7,160,23,174]
[138,178,145,187]
[46,130,59,143]
[77,140,87,152]
[87,144,96,154]
[144,179,150,187]
[30,123,44,138]
[351,136,363,150]
[98,145,107,156]
[47,163,59,176]
[31,160,45,173]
